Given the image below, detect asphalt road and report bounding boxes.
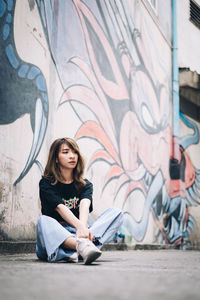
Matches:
[0,250,199,300]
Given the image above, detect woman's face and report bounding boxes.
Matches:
[57,143,78,170]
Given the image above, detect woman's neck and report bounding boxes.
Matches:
[60,169,73,184]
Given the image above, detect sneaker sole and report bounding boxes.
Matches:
[84,250,102,265]
[67,257,78,263]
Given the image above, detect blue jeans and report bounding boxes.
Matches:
[36,207,123,262]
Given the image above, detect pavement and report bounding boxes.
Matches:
[0,249,200,300]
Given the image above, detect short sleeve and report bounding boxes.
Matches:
[79,179,93,212]
[39,178,63,213]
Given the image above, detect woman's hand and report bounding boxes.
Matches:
[56,203,94,241]
[76,222,94,241]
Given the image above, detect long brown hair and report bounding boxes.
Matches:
[43,137,86,192]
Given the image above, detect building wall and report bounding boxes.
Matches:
[141,0,172,43]
[177,0,200,73]
[0,0,199,247]
[177,0,200,248]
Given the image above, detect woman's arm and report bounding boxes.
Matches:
[79,198,94,241]
[56,203,93,240]
[79,198,91,227]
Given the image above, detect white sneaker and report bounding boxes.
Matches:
[76,238,102,265]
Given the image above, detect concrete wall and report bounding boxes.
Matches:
[177,0,200,73]
[0,0,200,248]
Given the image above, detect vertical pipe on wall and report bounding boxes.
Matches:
[172,0,180,160]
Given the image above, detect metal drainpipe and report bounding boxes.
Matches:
[172,0,180,160]
[172,0,186,246]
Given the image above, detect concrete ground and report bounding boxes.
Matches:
[0,249,200,300]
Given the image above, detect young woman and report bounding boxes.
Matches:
[36,137,123,264]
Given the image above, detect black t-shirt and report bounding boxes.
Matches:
[39,177,93,222]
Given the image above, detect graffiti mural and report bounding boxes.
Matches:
[35,0,200,246]
[153,111,200,246]
[64,1,172,243]
[0,0,48,185]
[1,0,200,244]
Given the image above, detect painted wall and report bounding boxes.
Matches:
[0,0,200,248]
[179,115,200,248]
